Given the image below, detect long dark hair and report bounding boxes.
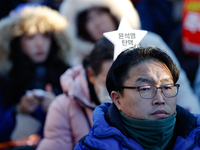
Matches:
[0,33,69,108]
[9,33,59,70]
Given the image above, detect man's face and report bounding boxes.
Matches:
[112,60,177,120]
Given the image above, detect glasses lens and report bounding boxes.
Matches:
[138,85,156,99]
[162,85,178,98]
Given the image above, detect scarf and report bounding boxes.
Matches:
[119,111,176,150]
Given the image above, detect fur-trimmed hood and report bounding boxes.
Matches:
[59,0,141,66]
[0,4,71,74]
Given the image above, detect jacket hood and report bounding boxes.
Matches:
[60,64,96,109]
[59,0,141,66]
[0,4,71,74]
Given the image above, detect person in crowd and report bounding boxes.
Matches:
[59,0,200,113]
[36,37,114,150]
[59,0,139,66]
[75,46,200,150]
[0,3,71,144]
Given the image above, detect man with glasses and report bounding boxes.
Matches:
[75,46,200,150]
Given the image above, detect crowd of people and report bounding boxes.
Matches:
[0,0,200,149]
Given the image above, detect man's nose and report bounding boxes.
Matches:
[152,89,165,105]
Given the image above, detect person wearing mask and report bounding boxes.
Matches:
[0,3,71,146]
[37,37,114,150]
[75,46,200,150]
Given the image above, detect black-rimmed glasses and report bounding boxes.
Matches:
[119,84,180,99]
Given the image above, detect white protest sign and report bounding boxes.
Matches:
[103,16,147,60]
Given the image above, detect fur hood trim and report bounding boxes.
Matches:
[59,0,141,66]
[0,5,71,74]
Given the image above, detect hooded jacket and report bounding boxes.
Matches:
[75,103,200,150]
[59,0,200,114]
[59,0,140,66]
[37,65,97,150]
[0,4,71,142]
[0,3,71,75]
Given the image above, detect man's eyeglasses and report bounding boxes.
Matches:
[119,84,180,99]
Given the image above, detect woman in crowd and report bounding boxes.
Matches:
[0,3,71,144]
[59,0,140,66]
[37,37,114,150]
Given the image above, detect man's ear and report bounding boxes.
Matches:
[87,67,95,84]
[110,91,121,110]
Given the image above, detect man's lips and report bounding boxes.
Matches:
[152,110,168,115]
[151,110,169,119]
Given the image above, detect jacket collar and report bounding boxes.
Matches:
[107,103,128,136]
[175,105,197,138]
[107,104,197,139]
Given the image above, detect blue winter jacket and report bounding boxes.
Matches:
[75,103,200,150]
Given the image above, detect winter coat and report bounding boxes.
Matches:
[0,4,71,142]
[75,103,200,150]
[36,65,97,150]
[59,0,200,114]
[0,4,71,75]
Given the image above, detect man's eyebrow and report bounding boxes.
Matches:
[135,77,154,83]
[135,77,173,84]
